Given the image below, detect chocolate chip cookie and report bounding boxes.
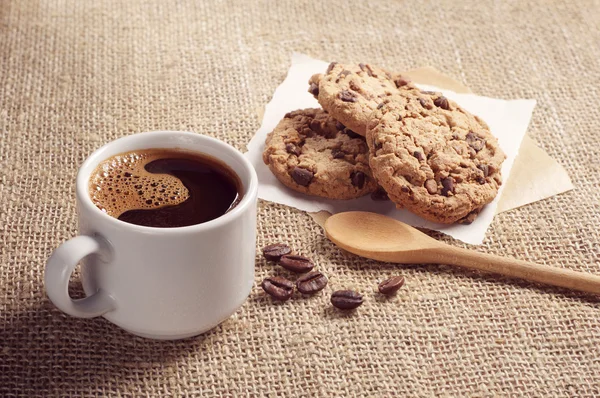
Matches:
[309,63,414,137]
[366,90,506,224]
[263,108,377,199]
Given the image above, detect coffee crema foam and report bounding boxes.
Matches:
[89,150,190,217]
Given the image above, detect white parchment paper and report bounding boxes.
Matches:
[245,53,536,244]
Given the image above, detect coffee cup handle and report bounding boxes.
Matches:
[45,235,116,318]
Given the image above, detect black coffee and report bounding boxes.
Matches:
[89,149,242,228]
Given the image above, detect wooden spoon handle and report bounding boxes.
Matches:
[431,246,600,294]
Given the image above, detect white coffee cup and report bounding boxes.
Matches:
[45,131,258,340]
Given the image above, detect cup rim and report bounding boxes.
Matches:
[76,131,258,234]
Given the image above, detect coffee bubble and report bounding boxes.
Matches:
[89,150,190,218]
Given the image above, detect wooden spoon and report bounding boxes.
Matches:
[324,211,600,294]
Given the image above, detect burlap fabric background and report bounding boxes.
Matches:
[1,1,599,396]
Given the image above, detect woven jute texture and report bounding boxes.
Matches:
[1,0,599,396]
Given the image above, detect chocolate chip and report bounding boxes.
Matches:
[359,63,374,77]
[476,176,486,184]
[331,147,345,159]
[425,179,438,194]
[309,119,322,132]
[326,62,338,74]
[296,271,328,294]
[349,80,361,92]
[308,83,319,97]
[371,187,389,201]
[458,209,481,225]
[339,90,357,103]
[335,121,345,130]
[401,186,410,193]
[351,171,366,189]
[331,290,363,310]
[434,96,450,110]
[279,254,314,273]
[395,77,411,87]
[285,143,301,156]
[477,164,490,177]
[261,276,294,301]
[413,151,424,161]
[418,98,428,108]
[344,128,361,139]
[466,132,485,152]
[468,147,477,159]
[377,102,385,109]
[262,243,292,261]
[338,69,352,78]
[378,276,405,295]
[290,167,313,186]
[441,177,455,196]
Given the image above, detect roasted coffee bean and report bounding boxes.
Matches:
[261,276,294,301]
[466,132,485,152]
[441,177,454,196]
[262,243,292,261]
[339,90,357,103]
[279,254,314,273]
[331,290,363,310]
[425,179,438,194]
[477,164,490,177]
[296,271,328,294]
[434,96,450,110]
[285,143,301,156]
[378,276,405,295]
[351,171,366,189]
[371,187,389,201]
[335,121,345,131]
[308,83,319,97]
[395,77,411,87]
[331,148,345,159]
[326,62,338,74]
[413,151,424,161]
[290,167,313,186]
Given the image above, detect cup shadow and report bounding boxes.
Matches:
[0,282,229,396]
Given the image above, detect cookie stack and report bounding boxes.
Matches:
[262,62,506,224]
